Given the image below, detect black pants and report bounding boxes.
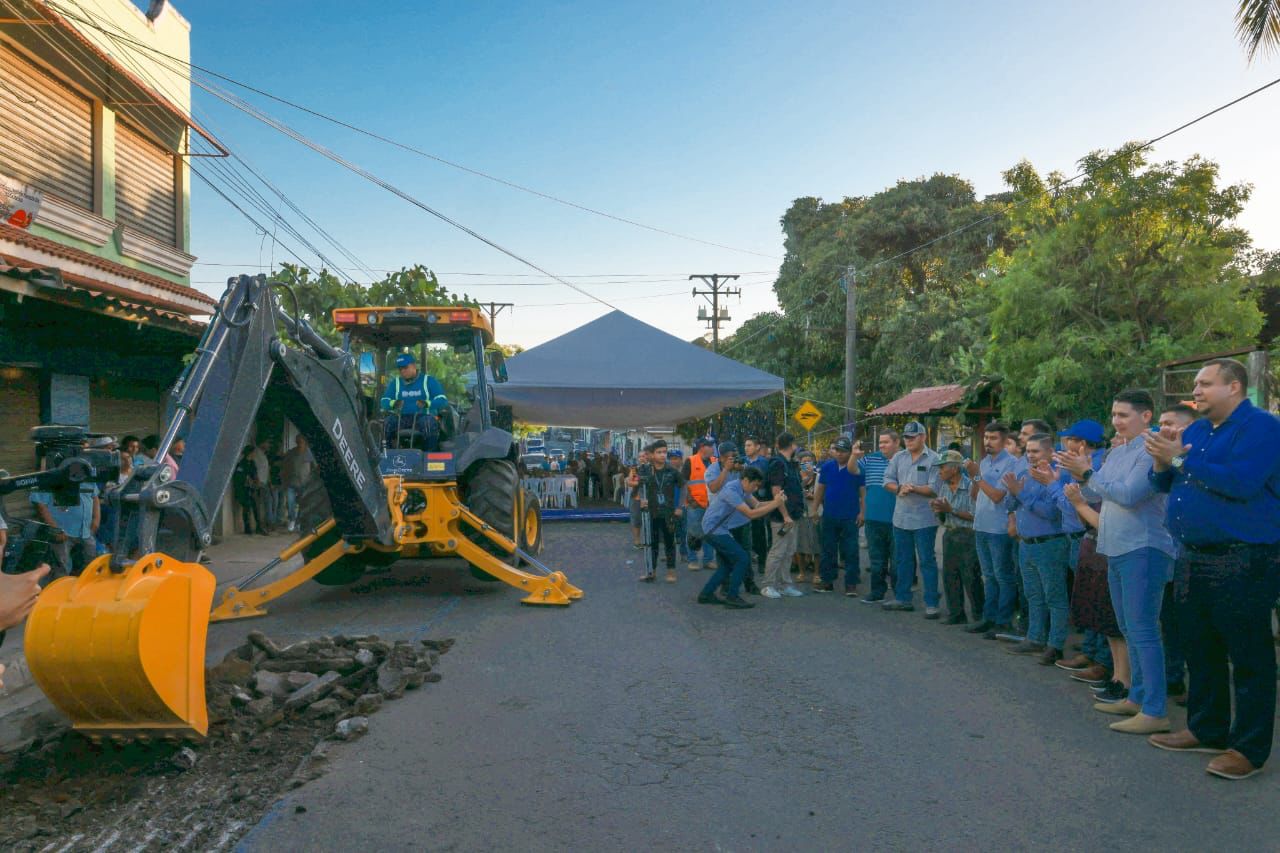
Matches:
[238,498,262,534]
[646,513,676,572]
[1177,543,1280,768]
[749,517,770,576]
[942,527,984,621]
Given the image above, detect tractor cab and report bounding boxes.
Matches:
[332,306,513,481]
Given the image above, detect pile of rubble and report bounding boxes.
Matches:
[208,630,451,747]
[0,632,452,851]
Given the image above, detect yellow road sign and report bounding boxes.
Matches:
[792,401,823,431]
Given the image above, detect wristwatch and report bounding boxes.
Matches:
[1170,454,1186,471]
[1080,469,1093,482]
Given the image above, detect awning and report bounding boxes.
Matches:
[494,311,784,429]
[0,260,205,333]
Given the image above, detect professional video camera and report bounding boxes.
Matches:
[0,425,120,574]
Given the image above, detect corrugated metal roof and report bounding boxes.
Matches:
[870,384,970,416]
[0,260,204,332]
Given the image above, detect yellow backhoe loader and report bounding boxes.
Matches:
[14,274,579,740]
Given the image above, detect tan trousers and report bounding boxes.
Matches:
[762,521,799,590]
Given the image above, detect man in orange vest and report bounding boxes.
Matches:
[681,438,718,571]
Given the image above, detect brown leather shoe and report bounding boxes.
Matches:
[1070,664,1109,685]
[1055,654,1092,671]
[1109,713,1171,735]
[1148,729,1227,754]
[1206,749,1263,781]
[1094,699,1140,716]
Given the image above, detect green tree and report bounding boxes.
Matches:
[987,146,1263,421]
[1236,0,1280,62]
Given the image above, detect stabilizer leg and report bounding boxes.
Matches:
[454,506,579,605]
[209,535,348,622]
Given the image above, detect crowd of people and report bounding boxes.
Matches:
[631,357,1280,782]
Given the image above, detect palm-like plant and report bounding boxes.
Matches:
[1236,0,1280,62]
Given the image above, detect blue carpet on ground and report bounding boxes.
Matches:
[542,507,628,522]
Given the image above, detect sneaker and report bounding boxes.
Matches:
[781,585,805,597]
[860,594,885,605]
[1006,640,1046,655]
[286,521,297,533]
[696,593,722,605]
[982,623,1012,640]
[665,570,677,584]
[760,586,783,599]
[843,585,859,598]
[721,595,755,609]
[640,573,656,583]
[1093,681,1129,704]
[812,582,835,592]
[688,561,702,571]
[993,630,1026,643]
[965,620,994,634]
[704,562,718,570]
[881,600,915,612]
[924,607,941,620]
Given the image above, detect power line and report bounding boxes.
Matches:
[719,71,1280,357]
[43,0,782,261]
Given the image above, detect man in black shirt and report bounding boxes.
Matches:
[760,433,807,597]
[638,440,686,583]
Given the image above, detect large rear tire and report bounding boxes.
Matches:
[462,459,519,582]
[295,474,395,586]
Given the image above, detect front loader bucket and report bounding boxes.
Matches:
[24,553,216,739]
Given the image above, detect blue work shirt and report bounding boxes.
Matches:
[974,450,1018,535]
[704,460,738,491]
[1004,467,1062,539]
[818,458,864,521]
[31,484,98,540]
[701,478,751,534]
[743,454,771,499]
[1150,399,1280,547]
[860,452,895,524]
[1083,438,1174,558]
[380,372,446,415]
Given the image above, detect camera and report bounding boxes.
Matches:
[26,425,119,507]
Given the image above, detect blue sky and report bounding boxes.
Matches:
[161,0,1279,348]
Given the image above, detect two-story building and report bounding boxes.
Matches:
[0,0,220,513]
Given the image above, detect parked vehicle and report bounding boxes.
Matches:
[521,452,550,471]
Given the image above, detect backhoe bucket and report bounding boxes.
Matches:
[24,553,216,739]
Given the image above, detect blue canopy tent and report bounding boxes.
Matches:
[493,311,784,429]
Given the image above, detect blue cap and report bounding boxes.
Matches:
[668,448,683,458]
[1059,419,1105,445]
[395,353,416,368]
[429,394,449,414]
[717,440,738,457]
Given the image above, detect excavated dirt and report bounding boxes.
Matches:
[0,632,452,852]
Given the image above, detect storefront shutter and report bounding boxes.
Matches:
[115,121,177,247]
[0,42,94,209]
[89,377,163,443]
[0,366,41,518]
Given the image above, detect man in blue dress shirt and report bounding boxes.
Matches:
[1145,358,1280,781]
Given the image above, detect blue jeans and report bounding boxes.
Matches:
[684,505,714,564]
[1082,630,1115,669]
[701,532,750,598]
[864,520,893,599]
[974,531,1017,624]
[1019,537,1071,649]
[892,526,939,607]
[1109,547,1172,717]
[820,517,860,586]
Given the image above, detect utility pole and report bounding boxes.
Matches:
[689,274,740,352]
[479,301,514,337]
[843,264,857,435]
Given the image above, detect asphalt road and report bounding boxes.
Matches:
[238,521,1280,852]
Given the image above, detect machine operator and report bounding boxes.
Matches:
[380,353,449,449]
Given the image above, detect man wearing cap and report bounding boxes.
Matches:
[1146,359,1280,779]
[380,352,448,449]
[963,422,1019,637]
[882,421,943,616]
[860,430,900,603]
[932,450,982,624]
[1052,420,1114,676]
[812,435,865,595]
[680,439,718,571]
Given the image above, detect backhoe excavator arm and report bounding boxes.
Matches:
[111,274,392,568]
